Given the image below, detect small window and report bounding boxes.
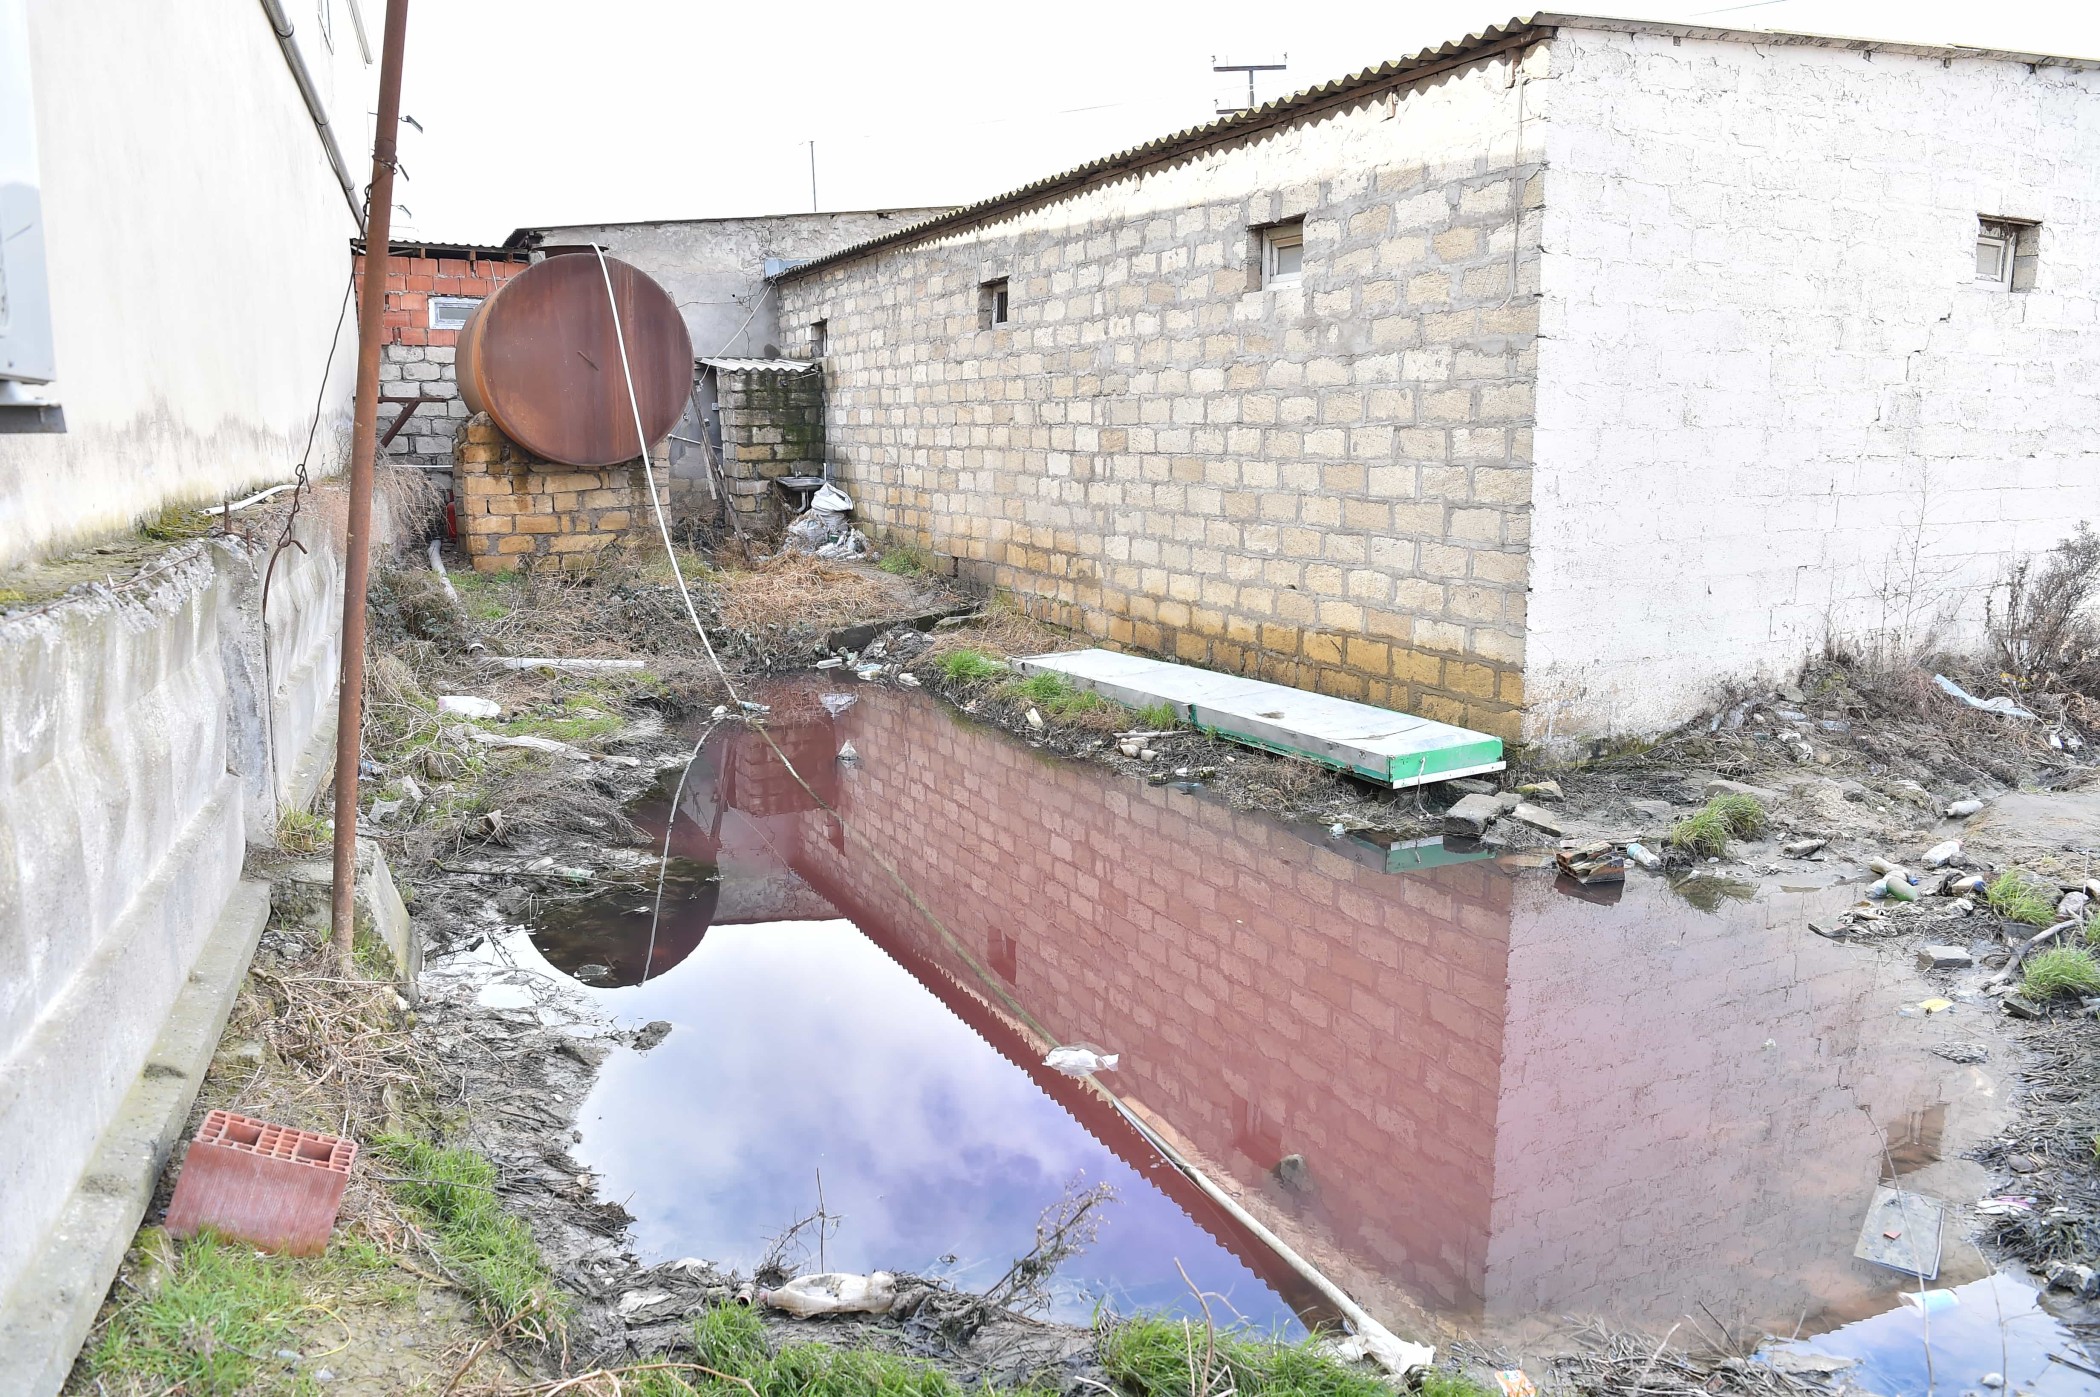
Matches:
[316,0,334,51]
[810,319,827,357]
[979,278,1010,329]
[429,296,481,330]
[1261,221,1304,286]
[1976,217,2038,291]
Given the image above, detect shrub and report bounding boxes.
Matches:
[936,648,1005,682]
[1988,870,2060,928]
[2022,947,2100,1001]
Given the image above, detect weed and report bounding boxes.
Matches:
[620,1302,1040,1396]
[1135,701,1178,730]
[276,808,330,855]
[137,504,214,543]
[88,1231,306,1396]
[2022,947,2100,1001]
[1707,792,1768,837]
[1667,794,1766,858]
[1417,1373,1500,1397]
[937,648,1006,682]
[1988,870,2060,928]
[1007,670,1105,717]
[1988,522,2100,687]
[1098,1315,1393,1397]
[503,698,623,745]
[374,1134,565,1341]
[0,588,25,606]
[878,542,936,577]
[446,568,524,623]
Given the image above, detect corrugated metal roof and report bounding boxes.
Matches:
[778,10,2100,283]
[699,357,821,373]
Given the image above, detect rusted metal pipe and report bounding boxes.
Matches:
[330,0,409,966]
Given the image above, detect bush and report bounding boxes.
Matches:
[1988,870,2060,928]
[937,648,1005,682]
[2023,947,2100,1001]
[1667,794,1765,858]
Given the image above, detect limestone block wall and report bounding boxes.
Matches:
[779,47,1546,740]
[1527,28,2100,738]
[451,415,669,570]
[0,524,344,1331]
[716,366,825,536]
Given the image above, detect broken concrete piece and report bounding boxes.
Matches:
[1917,945,1974,971]
[1443,793,1502,836]
[1629,798,1676,822]
[1705,778,1782,804]
[1922,839,1961,868]
[1516,779,1564,801]
[1947,798,1984,817]
[469,731,592,760]
[1781,838,1827,857]
[2003,996,2044,1020]
[1510,803,1565,837]
[1443,777,1497,796]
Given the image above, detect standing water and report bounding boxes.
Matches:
[526,680,2039,1364]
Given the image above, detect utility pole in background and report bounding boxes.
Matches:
[331,0,410,966]
[1212,54,1287,115]
[808,140,818,212]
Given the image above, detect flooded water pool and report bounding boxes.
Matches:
[525,680,2027,1357]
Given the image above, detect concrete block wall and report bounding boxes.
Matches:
[779,48,1547,740]
[0,525,344,1336]
[1527,29,2100,738]
[451,415,669,571]
[767,694,1513,1325]
[716,367,826,536]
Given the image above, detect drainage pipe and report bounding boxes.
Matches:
[257,0,365,228]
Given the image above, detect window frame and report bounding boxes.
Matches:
[1976,218,2015,288]
[979,278,1011,329]
[1260,220,1305,287]
[428,295,482,330]
[810,318,828,357]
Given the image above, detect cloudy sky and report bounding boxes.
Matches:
[388,0,2098,241]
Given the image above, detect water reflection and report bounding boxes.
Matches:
[527,682,2008,1350]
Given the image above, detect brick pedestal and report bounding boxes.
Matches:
[451,414,668,571]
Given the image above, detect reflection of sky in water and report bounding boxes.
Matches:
[1789,1273,2098,1396]
[573,919,1302,1331]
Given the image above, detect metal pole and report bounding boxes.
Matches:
[808,139,817,212]
[330,0,410,965]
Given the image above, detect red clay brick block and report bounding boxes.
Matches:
[164,1110,357,1256]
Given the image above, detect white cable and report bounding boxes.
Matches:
[590,243,743,707]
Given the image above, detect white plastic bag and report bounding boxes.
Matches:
[758,1271,896,1317]
[438,695,501,719]
[811,482,853,513]
[1044,1044,1119,1077]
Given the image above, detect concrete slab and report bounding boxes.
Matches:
[1017,648,1504,788]
[0,879,271,1397]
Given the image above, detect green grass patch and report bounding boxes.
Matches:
[1989,870,2060,928]
[276,808,330,855]
[137,504,215,543]
[1134,701,1178,730]
[2023,947,2100,1001]
[878,542,936,577]
[622,1302,1039,1396]
[1666,793,1767,858]
[374,1134,565,1341]
[1005,670,1106,718]
[1417,1373,1500,1397]
[1097,1315,1394,1397]
[446,568,525,623]
[502,698,623,745]
[88,1232,305,1395]
[937,648,1006,682]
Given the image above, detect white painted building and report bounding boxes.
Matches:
[0,0,375,567]
[776,14,2100,742]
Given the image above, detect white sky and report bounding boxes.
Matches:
[388,0,2098,243]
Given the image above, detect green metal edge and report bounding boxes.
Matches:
[1188,707,1503,785]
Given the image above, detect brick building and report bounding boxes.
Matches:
[350,239,533,473]
[775,15,2100,743]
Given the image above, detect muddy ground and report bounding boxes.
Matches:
[63,513,2100,1395]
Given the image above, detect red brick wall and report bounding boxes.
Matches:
[770,694,1514,1327]
[349,250,529,348]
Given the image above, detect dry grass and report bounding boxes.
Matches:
[713,554,911,635]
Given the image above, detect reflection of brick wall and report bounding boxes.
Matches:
[450,416,667,571]
[776,694,1512,1321]
[717,367,825,537]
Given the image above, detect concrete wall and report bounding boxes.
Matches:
[1528,29,2100,738]
[0,0,375,567]
[715,366,825,535]
[779,50,1546,740]
[0,521,346,1329]
[523,210,951,361]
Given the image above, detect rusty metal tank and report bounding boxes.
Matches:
[456,251,693,468]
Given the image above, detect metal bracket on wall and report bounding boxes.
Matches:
[379,395,438,447]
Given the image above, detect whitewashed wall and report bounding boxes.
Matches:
[0,0,375,567]
[1527,28,2100,739]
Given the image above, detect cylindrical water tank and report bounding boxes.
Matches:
[456,251,693,468]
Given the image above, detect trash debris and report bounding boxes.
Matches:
[1318,1332,1436,1377]
[438,694,502,719]
[2046,1260,2100,1298]
[487,656,646,674]
[818,693,857,716]
[1494,1371,1540,1397]
[1025,707,1045,730]
[1625,841,1662,870]
[1555,840,1626,885]
[1922,839,1962,868]
[1882,869,1920,901]
[1043,1043,1119,1076]
[837,741,859,764]
[2003,996,2045,1020]
[1974,1196,2033,1216]
[2059,890,2090,922]
[1854,1186,1943,1279]
[1781,838,1827,857]
[1947,798,1985,817]
[1950,874,1988,896]
[1899,1287,1959,1314]
[1934,1042,1989,1064]
[470,731,593,760]
[1515,779,1563,801]
[898,672,921,687]
[816,656,844,669]
[758,1270,897,1317]
[1917,944,1975,971]
[1933,674,2038,720]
